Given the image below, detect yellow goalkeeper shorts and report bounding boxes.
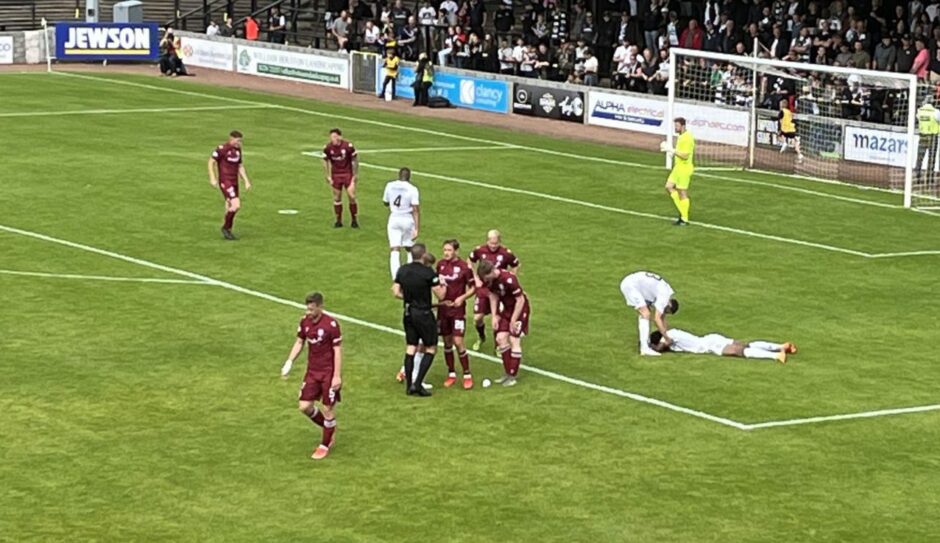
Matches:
[668,166,693,190]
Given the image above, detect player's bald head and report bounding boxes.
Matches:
[486,229,501,245]
[410,243,427,261]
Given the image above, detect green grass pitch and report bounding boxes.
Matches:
[1,70,939,542]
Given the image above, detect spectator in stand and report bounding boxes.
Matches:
[679,19,704,50]
[531,14,549,43]
[814,45,829,65]
[498,39,515,75]
[703,21,721,52]
[765,24,789,59]
[438,26,456,66]
[873,33,897,72]
[206,20,220,36]
[391,0,411,35]
[721,19,740,53]
[331,10,351,51]
[596,12,616,75]
[791,26,812,61]
[642,2,662,54]
[557,41,576,80]
[219,18,234,37]
[512,37,526,72]
[245,15,260,41]
[417,2,437,55]
[482,34,499,72]
[363,20,381,53]
[268,6,286,44]
[666,10,680,47]
[453,30,471,68]
[519,44,538,77]
[494,2,514,42]
[650,47,669,95]
[399,16,419,60]
[581,12,596,45]
[834,41,852,66]
[582,48,599,86]
[535,42,555,79]
[850,39,871,69]
[619,11,641,48]
[468,0,487,38]
[440,0,459,26]
[897,34,915,74]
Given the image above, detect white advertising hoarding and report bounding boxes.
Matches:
[236,44,348,89]
[0,36,14,64]
[179,36,233,71]
[843,125,911,168]
[587,91,750,147]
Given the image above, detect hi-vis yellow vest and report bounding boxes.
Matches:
[918,104,940,135]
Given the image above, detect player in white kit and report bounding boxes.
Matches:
[383,167,421,280]
[619,271,679,356]
[648,329,797,363]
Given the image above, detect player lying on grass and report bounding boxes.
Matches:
[649,329,797,363]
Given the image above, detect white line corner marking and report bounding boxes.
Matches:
[3,223,938,431]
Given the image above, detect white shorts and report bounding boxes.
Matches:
[702,334,734,356]
[619,279,647,311]
[387,215,416,248]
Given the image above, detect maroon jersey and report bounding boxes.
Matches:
[296,313,342,376]
[437,258,473,317]
[490,270,528,316]
[469,244,519,270]
[322,140,358,177]
[212,142,242,185]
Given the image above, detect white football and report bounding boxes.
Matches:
[482,378,492,388]
[660,141,670,152]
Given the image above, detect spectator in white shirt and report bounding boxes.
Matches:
[363,20,381,53]
[583,49,599,86]
[206,20,220,36]
[498,39,515,74]
[440,0,459,26]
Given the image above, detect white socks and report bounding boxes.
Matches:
[400,353,424,381]
[390,250,400,280]
[743,347,778,360]
[406,249,413,264]
[638,316,651,349]
[748,341,782,352]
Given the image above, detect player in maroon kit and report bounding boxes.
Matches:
[467,230,520,351]
[280,292,343,460]
[322,128,359,228]
[208,130,253,240]
[477,260,529,387]
[437,239,476,389]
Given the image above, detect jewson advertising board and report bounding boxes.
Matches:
[55,23,159,61]
[0,36,13,65]
[587,91,749,147]
[180,36,234,71]
[236,45,348,89]
[843,125,911,168]
[382,66,510,114]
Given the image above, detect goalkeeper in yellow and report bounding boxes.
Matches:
[662,117,694,226]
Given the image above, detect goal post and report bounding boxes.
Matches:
[666,47,932,209]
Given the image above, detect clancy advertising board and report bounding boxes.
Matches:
[587,91,749,147]
[56,23,159,61]
[381,66,509,114]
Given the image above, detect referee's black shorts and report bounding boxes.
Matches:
[403,308,438,347]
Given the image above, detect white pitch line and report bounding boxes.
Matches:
[55,71,927,216]
[355,161,873,258]
[359,146,511,154]
[0,223,748,431]
[744,404,940,430]
[0,104,273,118]
[0,269,210,285]
[867,250,940,258]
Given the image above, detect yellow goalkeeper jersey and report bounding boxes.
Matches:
[675,131,695,169]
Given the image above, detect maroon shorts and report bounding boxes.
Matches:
[495,302,530,338]
[330,173,353,190]
[438,313,467,337]
[298,373,341,406]
[219,182,239,200]
[474,288,491,315]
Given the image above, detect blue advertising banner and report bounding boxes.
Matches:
[380,66,510,114]
[56,23,160,61]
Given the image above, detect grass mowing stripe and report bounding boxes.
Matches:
[0,223,750,431]
[0,104,273,118]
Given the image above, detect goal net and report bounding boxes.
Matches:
[667,48,936,209]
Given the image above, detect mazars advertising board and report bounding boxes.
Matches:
[180,36,233,71]
[843,125,911,168]
[587,91,749,147]
[55,23,159,61]
[0,36,13,65]
[381,66,510,114]
[237,45,348,89]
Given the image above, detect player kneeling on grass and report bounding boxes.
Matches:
[437,239,476,389]
[649,329,797,364]
[280,292,343,460]
[478,260,530,387]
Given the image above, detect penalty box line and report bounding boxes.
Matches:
[0,223,748,432]
[3,223,938,431]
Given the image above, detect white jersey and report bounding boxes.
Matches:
[619,271,675,313]
[383,180,420,216]
[669,328,734,356]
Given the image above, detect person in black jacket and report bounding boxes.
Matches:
[412,53,434,106]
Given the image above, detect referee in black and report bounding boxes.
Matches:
[392,243,446,397]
